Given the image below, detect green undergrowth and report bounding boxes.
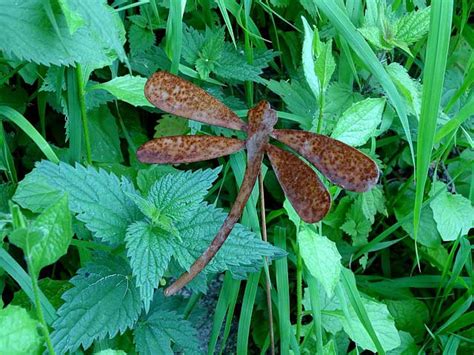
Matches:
[0,1,472,354]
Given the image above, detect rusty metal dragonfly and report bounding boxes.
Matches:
[138,71,379,296]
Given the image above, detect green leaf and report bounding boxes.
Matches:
[298,228,342,297]
[51,254,142,353]
[154,115,189,138]
[387,63,422,118]
[385,299,429,340]
[173,204,286,277]
[125,220,174,311]
[58,0,85,35]
[87,105,123,163]
[12,278,72,311]
[14,161,141,244]
[387,331,419,355]
[394,187,441,248]
[128,24,155,56]
[315,39,336,91]
[10,195,72,276]
[90,75,153,107]
[395,7,431,45]
[331,98,385,146]
[358,186,387,224]
[301,17,321,99]
[147,168,221,220]
[341,203,372,246]
[134,301,199,354]
[430,182,474,241]
[0,0,126,67]
[137,165,179,194]
[0,305,41,354]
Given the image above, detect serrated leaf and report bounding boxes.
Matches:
[387,63,422,118]
[358,186,387,224]
[91,75,153,107]
[154,115,189,138]
[137,165,179,194]
[331,98,385,146]
[0,305,41,354]
[341,203,372,246]
[358,26,393,50]
[134,308,199,354]
[10,195,72,276]
[148,168,221,220]
[173,203,286,277]
[128,24,155,56]
[51,254,142,353]
[395,7,431,45]
[125,220,174,311]
[13,161,141,244]
[298,228,342,297]
[0,0,126,67]
[430,181,474,241]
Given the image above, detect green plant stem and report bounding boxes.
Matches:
[296,240,303,342]
[30,267,56,355]
[75,64,92,164]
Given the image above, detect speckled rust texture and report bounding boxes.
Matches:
[266,144,331,223]
[145,71,246,131]
[272,129,379,192]
[137,135,245,164]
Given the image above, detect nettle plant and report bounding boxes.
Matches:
[10,161,284,353]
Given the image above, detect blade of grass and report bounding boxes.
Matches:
[208,272,241,354]
[413,0,454,264]
[66,67,82,162]
[216,0,237,48]
[274,226,290,354]
[0,247,57,324]
[339,269,385,354]
[75,64,91,164]
[0,106,59,163]
[313,0,414,166]
[165,0,185,74]
[305,272,323,354]
[219,279,241,354]
[237,271,261,354]
[434,97,474,144]
[0,121,17,183]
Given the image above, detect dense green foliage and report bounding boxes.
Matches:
[0,0,472,354]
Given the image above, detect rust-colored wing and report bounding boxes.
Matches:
[272,130,379,192]
[266,144,331,223]
[137,135,245,164]
[145,71,246,131]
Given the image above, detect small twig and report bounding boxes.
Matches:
[259,172,275,355]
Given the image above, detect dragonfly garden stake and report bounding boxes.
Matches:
[138,71,380,296]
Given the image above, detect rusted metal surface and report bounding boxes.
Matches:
[266,144,331,223]
[139,71,380,296]
[272,129,380,192]
[137,135,245,164]
[145,71,246,131]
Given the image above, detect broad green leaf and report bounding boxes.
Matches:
[387,331,419,355]
[90,75,153,107]
[298,228,341,297]
[430,182,474,241]
[387,63,422,118]
[14,161,141,244]
[12,278,72,311]
[51,254,142,353]
[283,198,301,228]
[58,0,85,35]
[87,105,123,163]
[137,165,179,194]
[341,203,372,246]
[358,186,387,224]
[394,187,441,248]
[385,299,429,340]
[125,220,174,311]
[95,350,127,355]
[154,115,189,138]
[148,168,221,220]
[0,305,41,354]
[10,195,72,276]
[302,17,321,99]
[315,39,336,91]
[331,98,385,146]
[134,306,199,354]
[0,0,126,67]
[395,7,431,45]
[173,204,286,277]
[128,24,155,55]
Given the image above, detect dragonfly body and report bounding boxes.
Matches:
[138,71,379,296]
